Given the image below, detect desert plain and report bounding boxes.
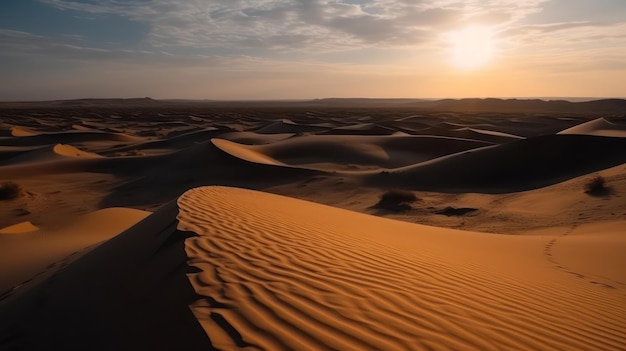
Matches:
[0,98,625,350]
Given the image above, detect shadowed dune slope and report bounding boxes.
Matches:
[98,140,323,208]
[101,128,223,155]
[0,146,42,163]
[367,134,626,193]
[0,130,142,146]
[412,126,523,144]
[213,135,490,170]
[0,208,150,294]
[254,119,327,134]
[217,131,295,145]
[177,187,625,350]
[1,137,286,178]
[320,123,397,135]
[0,202,212,351]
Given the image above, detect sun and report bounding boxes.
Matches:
[448,26,495,70]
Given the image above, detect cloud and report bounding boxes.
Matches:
[0,29,169,63]
[0,28,387,74]
[38,0,550,51]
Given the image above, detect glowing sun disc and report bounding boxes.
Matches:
[449,26,495,70]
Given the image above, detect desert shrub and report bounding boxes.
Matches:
[374,189,418,211]
[584,175,606,193]
[0,182,22,200]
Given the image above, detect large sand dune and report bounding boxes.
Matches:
[558,117,626,137]
[369,134,626,192]
[214,134,490,170]
[0,100,624,349]
[0,186,623,350]
[180,187,625,350]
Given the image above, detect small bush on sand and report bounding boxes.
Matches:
[0,182,22,200]
[374,189,418,211]
[584,175,607,194]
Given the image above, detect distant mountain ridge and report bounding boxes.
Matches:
[408,98,626,114]
[1,97,625,114]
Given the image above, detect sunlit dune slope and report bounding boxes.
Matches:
[178,187,625,350]
[558,117,626,137]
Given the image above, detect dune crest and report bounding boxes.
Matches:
[558,117,626,137]
[178,186,625,350]
[211,139,285,166]
[0,221,39,234]
[10,127,39,137]
[53,144,102,158]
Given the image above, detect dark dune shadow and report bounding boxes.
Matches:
[0,201,215,350]
[367,135,626,194]
[434,207,479,216]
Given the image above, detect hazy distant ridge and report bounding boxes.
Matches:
[1,97,625,114]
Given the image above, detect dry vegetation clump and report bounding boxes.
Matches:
[0,181,23,200]
[584,175,607,194]
[374,189,418,211]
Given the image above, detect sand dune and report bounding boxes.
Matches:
[0,202,210,350]
[214,135,490,170]
[0,144,102,166]
[370,134,626,192]
[0,221,39,234]
[94,139,322,209]
[179,187,626,350]
[320,122,397,135]
[211,139,286,166]
[558,117,626,137]
[0,130,142,147]
[218,131,295,145]
[0,207,150,294]
[254,119,327,134]
[0,101,624,350]
[10,127,39,137]
[1,186,623,350]
[101,127,223,156]
[413,126,523,143]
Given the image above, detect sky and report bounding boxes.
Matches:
[0,0,625,100]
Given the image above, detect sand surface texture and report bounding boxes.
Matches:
[179,187,625,351]
[0,99,625,350]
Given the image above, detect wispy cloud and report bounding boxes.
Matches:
[0,29,167,63]
[38,0,550,51]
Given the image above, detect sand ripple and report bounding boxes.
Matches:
[177,186,626,350]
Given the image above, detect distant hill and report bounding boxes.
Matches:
[1,97,624,114]
[410,98,626,114]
